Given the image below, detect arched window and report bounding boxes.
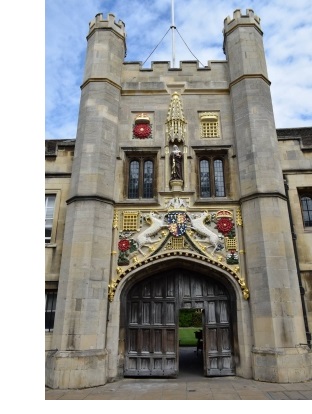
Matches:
[300,195,312,227]
[199,156,226,198]
[128,160,139,198]
[200,159,210,197]
[127,156,155,199]
[143,160,154,198]
[214,159,225,197]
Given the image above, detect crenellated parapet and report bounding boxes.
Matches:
[88,12,126,39]
[223,8,268,79]
[83,12,127,82]
[121,60,229,88]
[223,8,262,36]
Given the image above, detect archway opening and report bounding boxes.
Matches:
[120,264,237,378]
[178,308,204,377]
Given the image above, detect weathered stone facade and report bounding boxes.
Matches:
[45,9,312,388]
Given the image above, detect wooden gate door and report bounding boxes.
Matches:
[124,273,178,377]
[124,269,235,377]
[178,271,235,376]
[202,281,235,376]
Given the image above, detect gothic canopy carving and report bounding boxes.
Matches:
[166,92,187,144]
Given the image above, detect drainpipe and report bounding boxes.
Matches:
[284,176,311,348]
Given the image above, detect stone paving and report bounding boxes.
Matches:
[45,375,312,400]
[45,347,312,400]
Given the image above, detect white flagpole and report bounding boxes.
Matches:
[171,0,175,67]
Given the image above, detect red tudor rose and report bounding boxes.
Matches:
[118,239,130,252]
[216,217,234,235]
[133,123,151,139]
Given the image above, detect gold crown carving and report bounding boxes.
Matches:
[167,205,187,212]
[200,112,218,122]
[135,113,150,124]
[216,210,233,219]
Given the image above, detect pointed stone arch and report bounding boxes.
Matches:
[109,250,249,303]
[105,254,253,380]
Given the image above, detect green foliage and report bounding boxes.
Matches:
[179,309,202,327]
[178,310,203,346]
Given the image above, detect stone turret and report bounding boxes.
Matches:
[71,12,126,199]
[224,9,310,382]
[223,8,283,196]
[83,13,126,83]
[223,9,267,80]
[46,13,126,389]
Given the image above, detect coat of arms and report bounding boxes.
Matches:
[167,211,188,236]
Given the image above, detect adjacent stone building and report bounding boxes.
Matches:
[45,9,312,389]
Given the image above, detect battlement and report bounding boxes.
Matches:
[88,13,126,38]
[124,60,212,71]
[121,60,229,87]
[223,9,261,34]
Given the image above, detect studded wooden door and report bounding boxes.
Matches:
[124,269,235,377]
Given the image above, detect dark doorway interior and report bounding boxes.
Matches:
[179,347,203,377]
[178,309,204,377]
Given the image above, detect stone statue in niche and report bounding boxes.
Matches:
[170,145,183,180]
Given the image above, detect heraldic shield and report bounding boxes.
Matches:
[167,211,188,236]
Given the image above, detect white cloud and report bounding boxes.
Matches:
[46,0,312,138]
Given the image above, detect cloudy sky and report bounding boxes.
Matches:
[45,0,312,139]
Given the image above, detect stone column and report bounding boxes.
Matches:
[224,9,311,382]
[45,13,126,389]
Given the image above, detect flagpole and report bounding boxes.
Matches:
[171,0,175,67]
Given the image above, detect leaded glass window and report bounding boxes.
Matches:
[200,159,210,197]
[128,160,139,198]
[198,155,226,198]
[143,160,154,198]
[127,156,155,199]
[214,159,225,197]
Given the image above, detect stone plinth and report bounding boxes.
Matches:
[45,349,108,389]
[169,179,183,191]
